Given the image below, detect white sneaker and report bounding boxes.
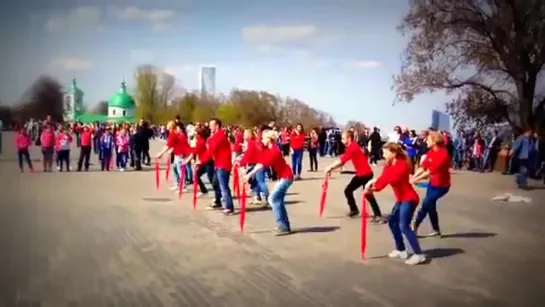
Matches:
[119,168,125,172]
[169,186,178,191]
[405,254,426,265]
[197,192,207,198]
[388,250,409,259]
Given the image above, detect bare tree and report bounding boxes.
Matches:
[394,0,545,131]
[18,75,64,122]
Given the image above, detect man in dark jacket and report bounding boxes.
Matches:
[369,127,382,164]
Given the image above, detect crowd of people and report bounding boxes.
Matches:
[6,114,545,265]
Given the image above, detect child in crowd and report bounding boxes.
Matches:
[99,128,114,171]
[15,128,33,172]
[365,142,426,265]
[55,126,73,172]
[116,128,130,171]
[40,125,56,172]
[236,129,269,207]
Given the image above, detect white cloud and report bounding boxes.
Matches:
[348,60,382,69]
[45,6,103,34]
[49,56,93,70]
[242,25,318,45]
[110,6,175,30]
[164,65,198,77]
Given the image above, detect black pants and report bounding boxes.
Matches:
[196,160,214,193]
[77,146,91,171]
[281,144,290,156]
[308,148,318,171]
[57,149,70,171]
[133,148,143,170]
[370,147,381,164]
[17,149,32,170]
[344,174,382,217]
[141,149,151,165]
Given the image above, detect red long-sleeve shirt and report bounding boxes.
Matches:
[200,129,233,171]
[80,130,92,147]
[193,136,207,161]
[166,132,191,156]
[259,146,293,180]
[421,147,451,187]
[239,139,260,166]
[374,158,419,204]
[290,132,306,150]
[340,142,373,176]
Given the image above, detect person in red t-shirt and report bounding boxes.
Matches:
[184,127,213,196]
[244,130,294,236]
[290,124,306,179]
[410,132,451,238]
[156,121,191,191]
[280,127,291,156]
[324,130,385,223]
[235,129,269,206]
[77,125,93,171]
[198,118,235,214]
[365,142,426,265]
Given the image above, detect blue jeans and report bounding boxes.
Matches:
[268,179,293,229]
[516,159,529,187]
[253,168,269,200]
[414,185,450,232]
[117,152,128,168]
[171,155,184,186]
[291,149,303,176]
[452,149,464,169]
[388,201,422,254]
[185,161,193,184]
[213,168,234,210]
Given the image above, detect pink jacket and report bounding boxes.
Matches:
[40,129,55,148]
[116,134,129,152]
[15,132,31,150]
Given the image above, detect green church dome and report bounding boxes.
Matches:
[109,82,135,108]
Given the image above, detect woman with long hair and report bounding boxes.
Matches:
[410,132,451,237]
[308,128,319,171]
[366,142,426,265]
[290,124,306,179]
[244,130,294,235]
[236,129,269,207]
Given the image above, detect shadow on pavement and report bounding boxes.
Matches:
[424,247,465,259]
[141,197,174,202]
[440,232,497,239]
[293,226,340,234]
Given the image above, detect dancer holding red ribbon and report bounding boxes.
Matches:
[197,118,235,215]
[235,129,269,208]
[184,127,213,198]
[244,130,293,236]
[324,130,386,223]
[365,142,426,265]
[155,121,191,193]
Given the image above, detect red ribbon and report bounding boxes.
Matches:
[232,166,241,199]
[165,157,171,181]
[178,167,186,199]
[239,182,247,232]
[319,174,330,217]
[361,193,368,260]
[154,159,160,190]
[192,167,198,210]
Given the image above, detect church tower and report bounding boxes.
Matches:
[63,78,84,122]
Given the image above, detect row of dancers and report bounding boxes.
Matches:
[155,118,451,265]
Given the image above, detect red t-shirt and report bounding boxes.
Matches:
[374,158,419,203]
[290,132,306,150]
[340,142,373,176]
[167,132,190,156]
[259,147,293,180]
[233,131,244,152]
[280,131,289,144]
[239,139,260,166]
[80,130,92,146]
[421,147,451,187]
[200,129,233,171]
[193,136,207,161]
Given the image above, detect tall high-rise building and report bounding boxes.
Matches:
[199,65,216,97]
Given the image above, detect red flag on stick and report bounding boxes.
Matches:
[239,182,247,232]
[154,159,160,190]
[361,193,368,260]
[192,167,198,210]
[319,174,330,217]
[178,167,186,199]
[165,157,171,181]
[232,166,241,199]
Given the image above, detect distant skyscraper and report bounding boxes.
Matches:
[199,65,216,97]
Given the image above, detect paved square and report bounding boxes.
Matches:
[1,133,544,306]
